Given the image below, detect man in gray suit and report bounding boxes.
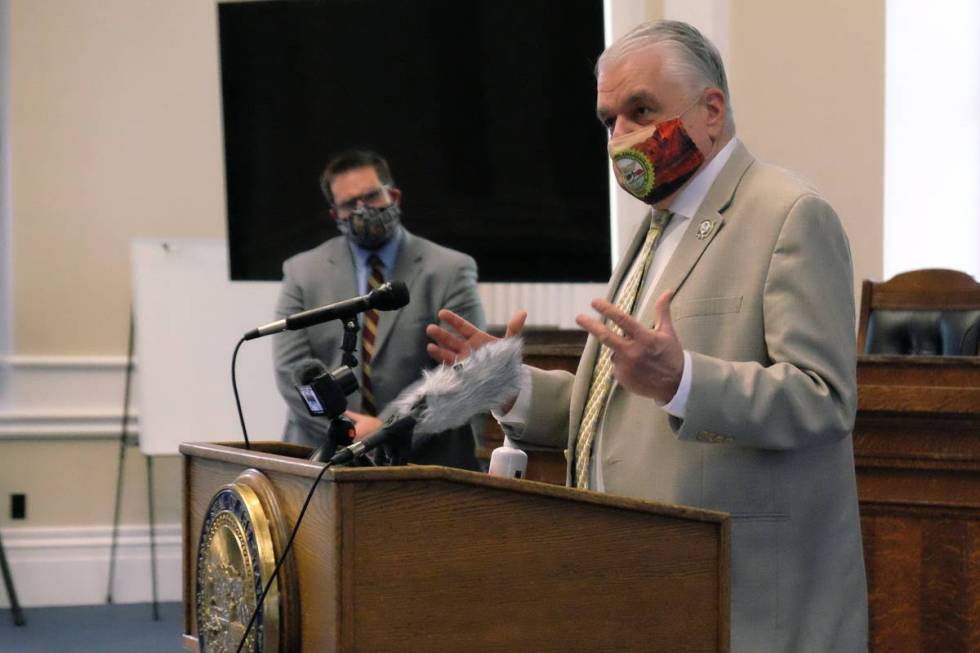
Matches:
[274,149,486,469]
[427,20,867,653]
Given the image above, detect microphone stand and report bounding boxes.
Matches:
[339,317,359,369]
[309,415,356,464]
[308,317,361,464]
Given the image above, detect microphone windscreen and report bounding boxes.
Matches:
[291,358,329,386]
[387,336,524,434]
[371,281,410,311]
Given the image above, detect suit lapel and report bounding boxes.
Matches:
[640,141,755,326]
[372,229,422,359]
[325,237,358,300]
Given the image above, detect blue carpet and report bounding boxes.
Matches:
[0,602,183,652]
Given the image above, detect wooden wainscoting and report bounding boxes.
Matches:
[856,355,980,652]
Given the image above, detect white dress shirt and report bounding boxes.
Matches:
[496,137,740,490]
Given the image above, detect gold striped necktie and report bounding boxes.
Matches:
[574,210,673,490]
[360,255,385,416]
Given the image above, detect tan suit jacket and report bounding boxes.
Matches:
[509,142,868,653]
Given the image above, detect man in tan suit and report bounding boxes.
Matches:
[427,20,867,653]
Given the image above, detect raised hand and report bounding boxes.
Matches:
[575,290,683,403]
[426,309,527,365]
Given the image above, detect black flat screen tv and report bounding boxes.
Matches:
[219,0,610,282]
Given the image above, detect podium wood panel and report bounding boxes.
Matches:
[182,442,729,652]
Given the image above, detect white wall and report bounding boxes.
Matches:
[10,0,228,356]
[2,0,224,608]
[728,0,885,299]
[0,0,11,361]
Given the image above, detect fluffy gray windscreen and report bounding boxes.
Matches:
[291,357,329,385]
[387,337,524,434]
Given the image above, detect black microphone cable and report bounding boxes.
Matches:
[235,455,335,652]
[231,335,251,449]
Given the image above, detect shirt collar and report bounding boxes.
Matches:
[667,137,739,220]
[347,224,404,272]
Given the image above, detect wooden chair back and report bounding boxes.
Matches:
[858,269,980,354]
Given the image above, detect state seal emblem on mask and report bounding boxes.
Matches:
[612,149,656,199]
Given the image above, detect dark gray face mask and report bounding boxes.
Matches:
[337,203,402,249]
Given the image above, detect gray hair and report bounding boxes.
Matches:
[598,20,734,133]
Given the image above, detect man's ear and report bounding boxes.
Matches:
[387,187,403,205]
[703,87,727,137]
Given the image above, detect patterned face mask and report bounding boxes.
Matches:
[608,116,705,205]
[337,203,402,249]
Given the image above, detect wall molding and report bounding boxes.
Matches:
[0,523,181,607]
[2,354,134,368]
[0,355,139,441]
[0,410,138,440]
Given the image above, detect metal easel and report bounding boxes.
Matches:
[105,311,160,620]
[0,527,25,626]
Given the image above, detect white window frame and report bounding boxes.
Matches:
[884,0,980,280]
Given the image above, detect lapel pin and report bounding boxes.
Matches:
[696,220,714,240]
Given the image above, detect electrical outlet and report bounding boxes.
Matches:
[11,493,26,520]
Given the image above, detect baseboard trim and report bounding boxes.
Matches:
[0,523,181,608]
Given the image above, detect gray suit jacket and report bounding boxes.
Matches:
[274,228,486,469]
[509,142,868,653]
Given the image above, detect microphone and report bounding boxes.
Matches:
[244,281,410,340]
[292,359,328,385]
[386,336,524,434]
[290,358,360,462]
[329,414,417,465]
[291,359,358,419]
[324,337,523,468]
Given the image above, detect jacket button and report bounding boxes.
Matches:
[697,431,733,444]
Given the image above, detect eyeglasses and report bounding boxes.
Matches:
[334,187,388,213]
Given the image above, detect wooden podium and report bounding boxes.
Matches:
[181,441,730,652]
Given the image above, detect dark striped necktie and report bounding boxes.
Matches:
[360,255,385,415]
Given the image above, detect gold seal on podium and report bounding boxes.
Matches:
[195,470,292,653]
